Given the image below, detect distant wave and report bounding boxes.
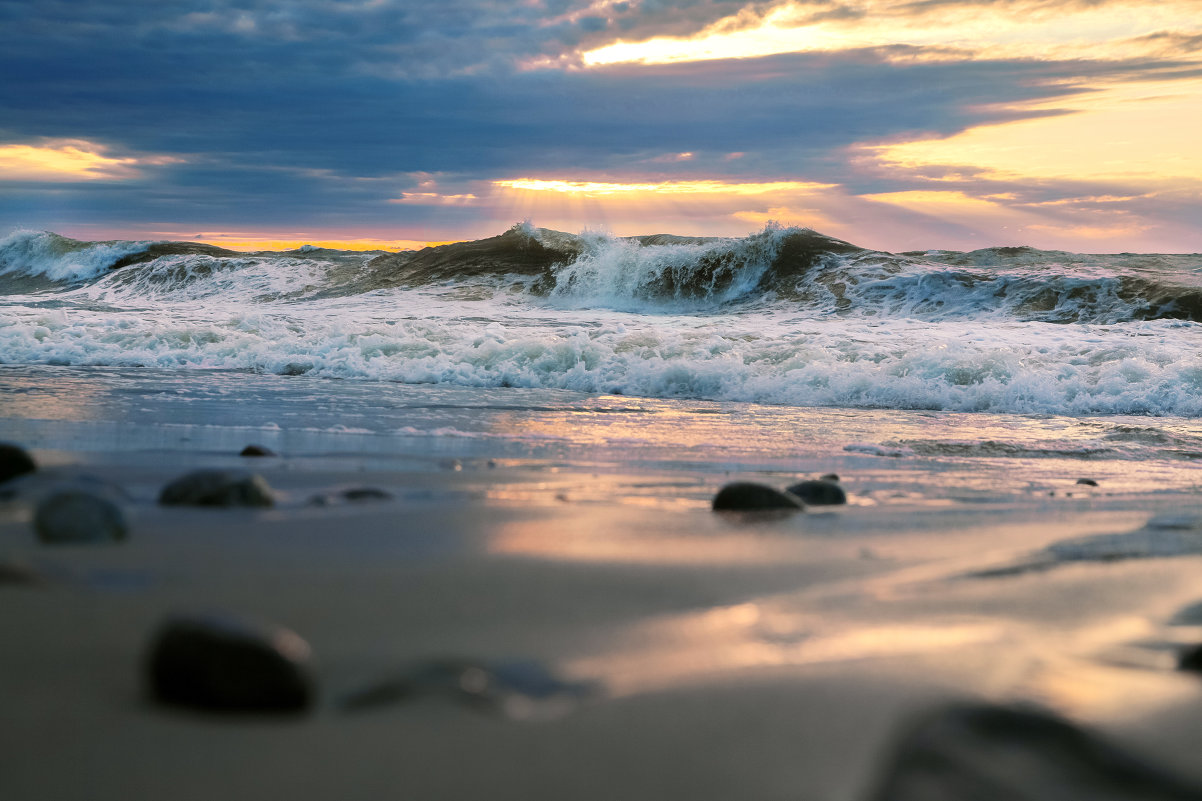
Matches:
[2,224,1200,324]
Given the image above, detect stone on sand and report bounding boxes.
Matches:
[34,488,128,544]
[711,482,804,512]
[158,469,275,507]
[785,479,847,506]
[866,702,1201,800]
[0,442,36,485]
[146,613,314,713]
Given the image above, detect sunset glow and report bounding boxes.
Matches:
[581,0,1202,66]
[4,0,1202,251]
[0,141,146,182]
[869,79,1202,187]
[493,178,834,196]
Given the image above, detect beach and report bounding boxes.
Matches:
[4,364,1202,799]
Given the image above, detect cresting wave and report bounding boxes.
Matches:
[3,224,1201,322]
[2,224,1201,416]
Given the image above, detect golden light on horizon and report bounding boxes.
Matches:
[493,178,834,196]
[581,0,1202,66]
[182,235,456,252]
[491,177,839,237]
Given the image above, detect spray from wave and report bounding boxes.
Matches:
[2,223,1200,416]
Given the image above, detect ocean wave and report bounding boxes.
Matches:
[2,301,1200,416]
[3,224,1200,324]
[0,230,153,288]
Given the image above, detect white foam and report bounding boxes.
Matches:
[544,228,782,312]
[2,286,1200,416]
[0,230,153,283]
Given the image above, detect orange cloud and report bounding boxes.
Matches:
[0,140,176,182]
[580,0,1202,66]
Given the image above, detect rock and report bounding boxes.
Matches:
[239,444,276,457]
[1177,643,1202,672]
[307,486,393,506]
[340,657,597,720]
[1076,478,1099,486]
[711,482,804,512]
[0,559,44,585]
[820,473,840,482]
[0,442,36,485]
[785,479,847,506]
[146,613,314,713]
[159,469,275,508]
[866,702,1202,800]
[34,489,128,544]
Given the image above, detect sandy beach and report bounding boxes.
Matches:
[4,365,1202,799]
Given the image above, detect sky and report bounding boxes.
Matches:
[2,0,1201,253]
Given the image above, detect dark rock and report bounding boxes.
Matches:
[866,702,1202,801]
[1178,643,1202,672]
[307,486,393,506]
[785,479,847,505]
[711,482,804,512]
[1076,478,1099,486]
[159,469,274,507]
[34,489,128,544]
[341,657,597,719]
[820,473,840,482]
[280,363,312,376]
[239,444,276,457]
[0,443,36,485]
[0,560,44,585]
[146,613,314,713]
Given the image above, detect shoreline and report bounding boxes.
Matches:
[3,365,1202,798]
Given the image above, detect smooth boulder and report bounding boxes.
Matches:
[0,442,36,485]
[1178,642,1202,672]
[159,469,275,507]
[307,486,393,506]
[34,489,128,544]
[239,444,277,457]
[712,482,804,512]
[146,613,314,713]
[867,702,1202,800]
[785,479,847,506]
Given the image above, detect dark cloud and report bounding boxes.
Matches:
[0,0,1198,241]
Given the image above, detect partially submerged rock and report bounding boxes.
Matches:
[239,444,276,457]
[0,559,45,585]
[146,613,314,713]
[712,481,804,512]
[867,702,1202,800]
[1177,643,1202,672]
[340,657,597,720]
[34,488,128,544]
[307,486,393,506]
[0,442,36,485]
[158,469,275,507]
[785,479,847,506]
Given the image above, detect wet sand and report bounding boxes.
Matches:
[4,366,1202,799]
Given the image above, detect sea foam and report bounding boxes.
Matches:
[2,224,1201,416]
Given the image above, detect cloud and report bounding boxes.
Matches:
[0,139,179,182]
[1,0,1201,251]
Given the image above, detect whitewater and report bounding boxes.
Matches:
[1,222,1201,416]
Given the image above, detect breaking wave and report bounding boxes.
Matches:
[2,224,1200,323]
[2,224,1201,416]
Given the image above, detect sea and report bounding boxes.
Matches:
[2,221,1201,500]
